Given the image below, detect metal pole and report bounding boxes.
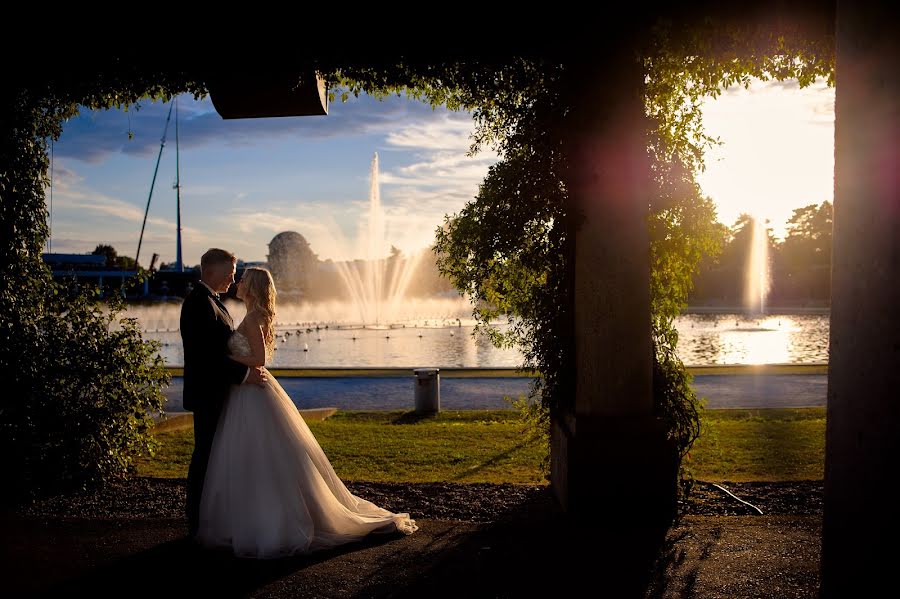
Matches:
[48,138,54,253]
[175,97,184,272]
[136,101,175,268]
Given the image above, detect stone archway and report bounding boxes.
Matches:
[822,1,899,596]
[552,2,897,595]
[4,6,896,592]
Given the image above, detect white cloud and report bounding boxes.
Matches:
[56,92,457,163]
[46,159,215,263]
[48,95,500,266]
[384,113,476,151]
[52,168,169,228]
[371,116,500,255]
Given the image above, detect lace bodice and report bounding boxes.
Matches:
[228,330,252,358]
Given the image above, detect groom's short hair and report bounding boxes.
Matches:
[200,248,236,273]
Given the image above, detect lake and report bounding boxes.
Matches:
[143,312,829,367]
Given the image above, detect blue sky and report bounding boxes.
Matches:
[47,78,834,267]
[49,92,498,267]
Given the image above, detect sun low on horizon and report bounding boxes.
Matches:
[697,78,835,239]
[45,78,834,266]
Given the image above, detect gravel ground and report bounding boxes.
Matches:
[14,478,555,522]
[679,480,823,516]
[14,478,823,522]
[6,478,825,598]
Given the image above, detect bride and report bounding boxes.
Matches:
[196,267,417,558]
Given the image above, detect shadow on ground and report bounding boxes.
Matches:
[6,481,822,598]
[380,498,673,599]
[7,487,682,598]
[39,532,403,598]
[390,411,435,425]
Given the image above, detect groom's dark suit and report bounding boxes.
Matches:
[180,283,248,536]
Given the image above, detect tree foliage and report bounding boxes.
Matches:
[780,201,833,295]
[1,67,197,499]
[1,285,168,500]
[2,24,834,499]
[691,201,833,306]
[337,22,835,487]
[92,243,136,269]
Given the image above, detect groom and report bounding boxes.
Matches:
[180,248,267,537]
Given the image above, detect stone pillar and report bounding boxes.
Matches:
[551,47,676,521]
[822,1,900,596]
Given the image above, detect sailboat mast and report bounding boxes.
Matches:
[135,101,174,268]
[175,97,184,272]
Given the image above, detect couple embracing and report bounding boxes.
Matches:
[180,248,417,559]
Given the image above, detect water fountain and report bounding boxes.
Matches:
[685,214,787,364]
[121,185,831,369]
[332,153,426,327]
[744,215,771,316]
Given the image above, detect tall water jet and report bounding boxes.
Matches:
[333,153,425,326]
[744,215,771,315]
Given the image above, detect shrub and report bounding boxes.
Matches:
[1,278,168,501]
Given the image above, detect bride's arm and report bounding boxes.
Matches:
[231,313,268,367]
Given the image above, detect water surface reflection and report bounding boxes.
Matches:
[141,310,830,367]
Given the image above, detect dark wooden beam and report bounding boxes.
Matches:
[208,71,327,119]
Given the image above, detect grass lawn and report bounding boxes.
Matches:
[136,407,826,484]
[137,410,548,484]
[687,408,826,481]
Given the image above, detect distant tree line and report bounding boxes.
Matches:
[86,202,835,310]
[689,201,833,307]
[91,244,136,269]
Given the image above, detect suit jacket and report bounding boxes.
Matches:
[179,284,248,413]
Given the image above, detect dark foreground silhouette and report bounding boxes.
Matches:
[3,480,822,598]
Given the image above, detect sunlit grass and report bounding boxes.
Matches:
[687,408,826,481]
[137,410,548,485]
[136,408,826,484]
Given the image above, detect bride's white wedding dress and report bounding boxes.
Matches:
[197,331,418,558]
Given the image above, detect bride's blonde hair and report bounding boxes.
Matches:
[240,267,277,359]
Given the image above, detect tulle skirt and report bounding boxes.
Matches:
[196,377,417,559]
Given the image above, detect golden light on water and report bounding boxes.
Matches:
[717,319,794,365]
[673,316,825,366]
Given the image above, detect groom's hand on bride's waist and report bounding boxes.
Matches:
[245,367,268,387]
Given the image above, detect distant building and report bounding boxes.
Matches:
[238,260,269,269]
[267,232,319,302]
[42,253,107,269]
[41,253,206,299]
[42,253,142,297]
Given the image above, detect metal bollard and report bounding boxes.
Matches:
[413,368,440,414]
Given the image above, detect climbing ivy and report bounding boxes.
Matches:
[1,26,833,498]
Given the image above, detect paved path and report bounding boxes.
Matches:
[3,511,822,598]
[163,372,827,412]
[692,373,826,409]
